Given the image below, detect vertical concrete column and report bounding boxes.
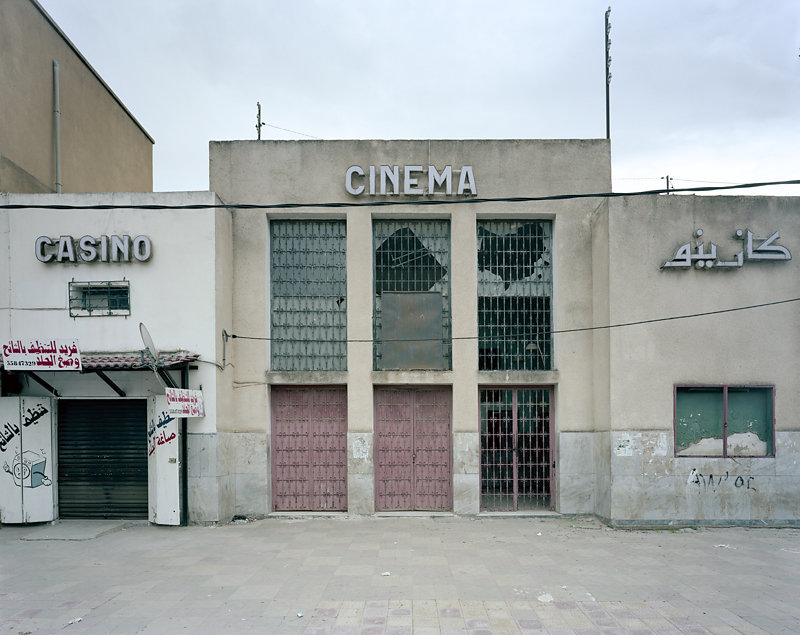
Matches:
[450,209,480,514]
[346,209,375,513]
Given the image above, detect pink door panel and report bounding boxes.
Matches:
[272,387,347,511]
[374,387,452,511]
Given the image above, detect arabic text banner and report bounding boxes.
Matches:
[165,388,205,417]
[1,339,82,371]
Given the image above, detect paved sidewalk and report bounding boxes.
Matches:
[1,515,799,634]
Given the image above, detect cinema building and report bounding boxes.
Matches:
[2,139,798,526]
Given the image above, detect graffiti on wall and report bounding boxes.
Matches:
[687,468,756,492]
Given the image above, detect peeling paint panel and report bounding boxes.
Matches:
[676,388,724,456]
[728,388,773,456]
[675,386,774,458]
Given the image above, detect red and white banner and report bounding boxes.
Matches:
[1,339,82,371]
[165,388,205,417]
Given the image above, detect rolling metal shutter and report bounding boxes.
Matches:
[57,399,148,519]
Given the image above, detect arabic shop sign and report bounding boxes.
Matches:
[662,229,791,270]
[165,388,205,417]
[1,339,82,371]
[0,403,49,454]
[345,165,477,196]
[35,235,152,263]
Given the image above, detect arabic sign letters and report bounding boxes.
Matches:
[1,339,82,371]
[165,388,205,417]
[662,229,791,270]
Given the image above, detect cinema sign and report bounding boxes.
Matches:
[346,165,477,196]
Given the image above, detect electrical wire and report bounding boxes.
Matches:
[228,297,800,343]
[2,179,799,211]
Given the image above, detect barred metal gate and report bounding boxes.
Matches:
[374,387,452,511]
[480,388,553,511]
[271,387,348,511]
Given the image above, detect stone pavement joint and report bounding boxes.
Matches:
[0,516,798,633]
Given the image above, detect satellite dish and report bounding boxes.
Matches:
[139,322,159,366]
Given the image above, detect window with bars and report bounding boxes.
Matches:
[270,220,347,371]
[477,220,552,371]
[68,280,130,317]
[674,386,774,457]
[373,220,451,370]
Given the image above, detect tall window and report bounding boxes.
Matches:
[270,220,347,371]
[674,386,774,457]
[373,220,451,370]
[477,220,552,371]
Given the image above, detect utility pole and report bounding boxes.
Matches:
[605,6,612,141]
[662,175,672,194]
[256,102,265,140]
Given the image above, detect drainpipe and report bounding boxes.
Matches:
[53,60,62,193]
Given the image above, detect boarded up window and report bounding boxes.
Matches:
[477,221,552,371]
[675,386,774,457]
[270,221,347,371]
[373,221,450,370]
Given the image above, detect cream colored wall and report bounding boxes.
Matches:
[0,0,152,194]
[607,195,800,433]
[211,139,611,514]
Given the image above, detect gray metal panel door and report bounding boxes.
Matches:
[57,399,148,519]
[271,387,348,511]
[374,387,452,511]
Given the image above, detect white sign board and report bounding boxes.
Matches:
[165,388,205,417]
[0,397,56,524]
[147,396,181,525]
[1,339,82,371]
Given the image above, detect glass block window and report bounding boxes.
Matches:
[373,220,451,370]
[675,386,774,457]
[270,220,347,371]
[477,220,552,371]
[68,280,130,317]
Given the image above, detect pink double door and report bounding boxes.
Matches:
[271,387,348,511]
[374,387,452,511]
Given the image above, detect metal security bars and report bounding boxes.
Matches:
[477,221,552,371]
[68,280,130,317]
[373,220,451,370]
[270,220,347,371]
[480,387,553,511]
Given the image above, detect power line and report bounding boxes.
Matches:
[2,179,799,211]
[229,297,800,343]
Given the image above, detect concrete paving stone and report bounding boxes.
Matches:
[2,517,799,633]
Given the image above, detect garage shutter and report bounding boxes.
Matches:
[57,399,148,519]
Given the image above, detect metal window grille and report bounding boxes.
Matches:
[68,280,130,317]
[373,220,451,370]
[477,220,552,371]
[270,220,347,371]
[480,388,552,511]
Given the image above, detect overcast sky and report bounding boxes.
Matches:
[40,0,800,196]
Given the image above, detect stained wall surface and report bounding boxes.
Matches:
[0,0,153,194]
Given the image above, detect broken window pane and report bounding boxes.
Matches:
[477,221,552,371]
[373,220,451,370]
[270,220,347,371]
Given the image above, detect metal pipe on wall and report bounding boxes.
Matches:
[52,60,62,193]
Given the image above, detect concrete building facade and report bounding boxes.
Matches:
[0,0,153,194]
[1,139,798,526]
